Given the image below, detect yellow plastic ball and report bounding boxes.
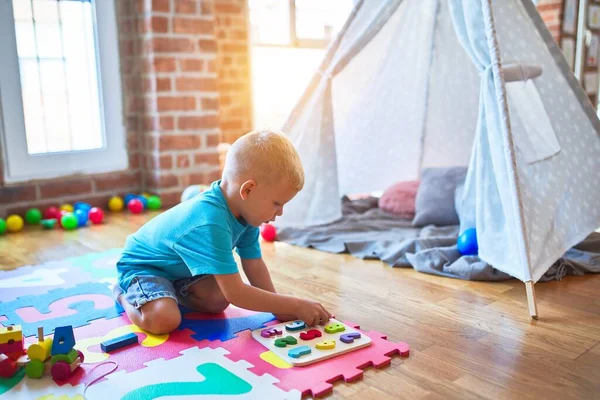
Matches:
[108,196,124,212]
[141,192,152,199]
[60,204,74,212]
[6,214,24,233]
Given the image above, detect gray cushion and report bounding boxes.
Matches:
[412,166,468,227]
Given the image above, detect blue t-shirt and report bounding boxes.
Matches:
[116,180,262,290]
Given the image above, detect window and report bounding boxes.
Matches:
[249,0,354,48]
[249,0,354,129]
[0,0,126,183]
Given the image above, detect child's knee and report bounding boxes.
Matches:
[139,298,181,334]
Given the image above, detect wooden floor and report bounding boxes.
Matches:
[1,212,599,399]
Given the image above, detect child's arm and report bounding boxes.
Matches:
[213,272,331,326]
[240,257,296,321]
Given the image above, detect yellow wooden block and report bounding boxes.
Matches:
[315,340,336,350]
[28,338,53,362]
[0,325,22,344]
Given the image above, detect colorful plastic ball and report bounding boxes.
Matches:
[60,213,78,230]
[147,195,162,210]
[25,208,42,225]
[108,196,124,212]
[457,228,478,256]
[41,219,56,230]
[141,192,152,199]
[128,199,143,214]
[74,209,88,227]
[260,223,277,242]
[124,194,136,205]
[6,215,24,233]
[0,218,6,235]
[88,207,104,224]
[136,195,148,210]
[44,206,60,220]
[60,204,74,213]
[74,202,92,212]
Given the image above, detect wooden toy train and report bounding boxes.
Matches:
[0,324,83,380]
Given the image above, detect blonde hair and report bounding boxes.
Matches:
[223,130,304,191]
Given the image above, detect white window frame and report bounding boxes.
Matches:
[0,0,127,183]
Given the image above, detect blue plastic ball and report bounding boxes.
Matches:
[73,202,92,214]
[136,195,148,210]
[124,194,136,204]
[74,209,89,227]
[457,228,478,256]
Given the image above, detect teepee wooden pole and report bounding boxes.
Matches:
[525,281,538,319]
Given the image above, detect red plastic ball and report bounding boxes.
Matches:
[88,207,104,224]
[260,223,277,242]
[44,206,60,220]
[128,199,144,214]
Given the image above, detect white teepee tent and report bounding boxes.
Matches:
[275,0,600,318]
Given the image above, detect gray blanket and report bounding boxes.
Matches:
[277,197,600,281]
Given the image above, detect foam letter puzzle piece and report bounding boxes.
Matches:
[260,328,282,338]
[179,305,275,342]
[340,332,361,344]
[315,340,336,350]
[83,347,301,400]
[0,282,123,337]
[324,322,345,334]
[288,346,311,359]
[52,326,76,355]
[299,329,322,341]
[285,321,306,332]
[274,336,298,348]
[121,363,251,399]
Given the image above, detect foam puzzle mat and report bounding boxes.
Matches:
[0,249,409,399]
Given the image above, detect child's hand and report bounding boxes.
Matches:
[274,313,297,322]
[295,299,331,326]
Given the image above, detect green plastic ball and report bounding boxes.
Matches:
[25,208,42,225]
[60,213,78,231]
[147,195,162,210]
[0,218,6,235]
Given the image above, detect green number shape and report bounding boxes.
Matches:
[122,363,252,400]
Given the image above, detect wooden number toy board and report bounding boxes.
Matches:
[252,318,372,366]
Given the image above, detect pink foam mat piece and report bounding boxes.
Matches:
[203,321,410,398]
[17,294,115,323]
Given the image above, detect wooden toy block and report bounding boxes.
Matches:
[51,348,79,365]
[288,345,312,359]
[324,322,345,334]
[51,325,76,355]
[5,351,24,361]
[340,332,361,343]
[299,329,322,341]
[0,325,24,355]
[0,355,18,378]
[0,325,22,343]
[28,327,53,362]
[100,332,138,353]
[274,336,298,348]
[316,340,336,350]
[260,328,282,338]
[285,320,306,332]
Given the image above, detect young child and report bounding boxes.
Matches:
[114,130,332,334]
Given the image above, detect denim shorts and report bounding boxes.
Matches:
[119,274,208,309]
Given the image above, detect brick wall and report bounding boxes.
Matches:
[125,0,223,207]
[214,0,252,144]
[537,0,565,43]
